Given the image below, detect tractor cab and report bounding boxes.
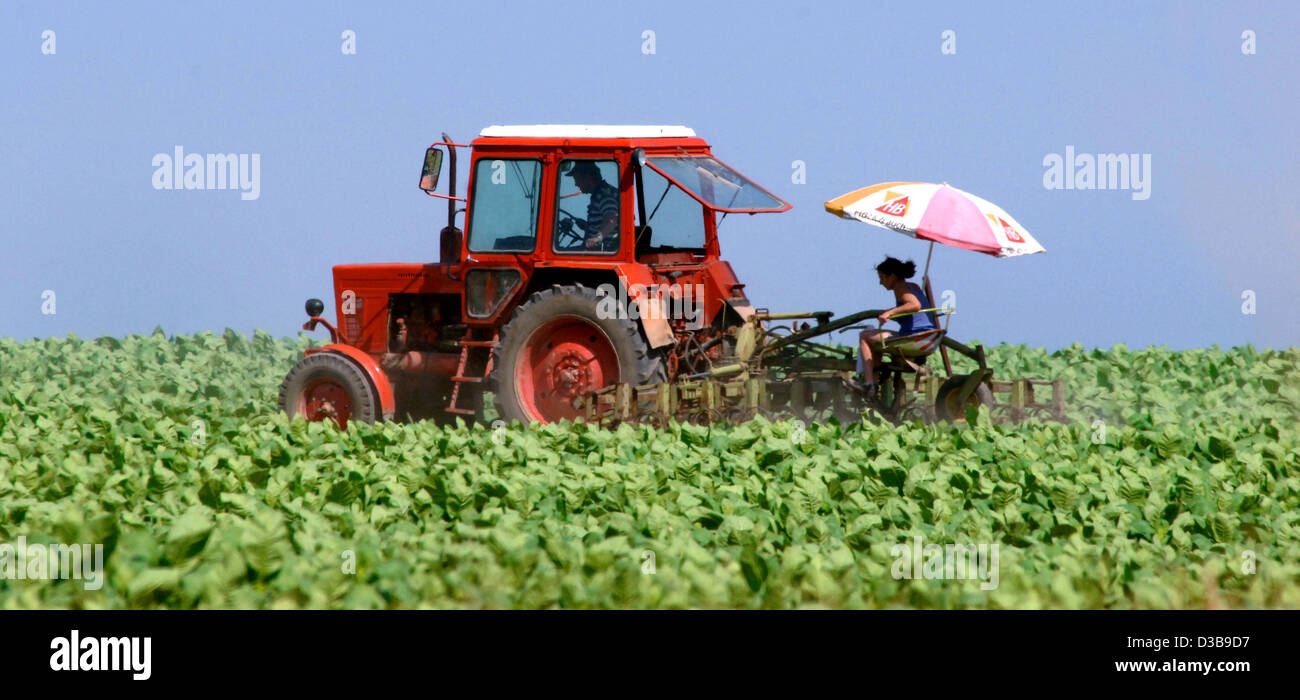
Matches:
[420,125,788,268]
[282,125,792,427]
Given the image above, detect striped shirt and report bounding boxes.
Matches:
[586,181,620,246]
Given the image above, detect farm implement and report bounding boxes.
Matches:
[579,305,1066,426]
[278,125,1063,429]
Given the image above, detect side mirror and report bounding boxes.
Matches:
[420,147,444,192]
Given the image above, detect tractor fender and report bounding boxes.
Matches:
[304,344,396,420]
[726,297,756,321]
[614,264,676,349]
[704,260,755,321]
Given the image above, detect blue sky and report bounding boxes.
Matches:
[2,0,1297,351]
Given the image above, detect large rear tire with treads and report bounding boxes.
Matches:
[489,283,666,424]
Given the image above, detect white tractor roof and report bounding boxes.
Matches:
[478,124,697,139]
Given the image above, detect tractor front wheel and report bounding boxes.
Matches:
[490,284,665,424]
[278,352,380,429]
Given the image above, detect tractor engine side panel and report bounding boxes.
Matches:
[331,263,464,355]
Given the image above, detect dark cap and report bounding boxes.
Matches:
[566,161,601,178]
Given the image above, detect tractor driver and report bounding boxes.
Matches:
[566,161,620,251]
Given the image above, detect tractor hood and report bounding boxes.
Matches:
[638,151,790,214]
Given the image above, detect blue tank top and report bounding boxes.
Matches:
[896,283,936,335]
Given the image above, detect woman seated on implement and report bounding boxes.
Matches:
[851,256,936,395]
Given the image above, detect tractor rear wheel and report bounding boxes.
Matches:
[934,374,995,422]
[278,352,380,429]
[490,283,666,424]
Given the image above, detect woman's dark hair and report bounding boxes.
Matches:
[876,256,917,279]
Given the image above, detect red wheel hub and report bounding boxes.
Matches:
[299,378,353,428]
[516,317,619,422]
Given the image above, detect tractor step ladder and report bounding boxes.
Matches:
[446,336,498,415]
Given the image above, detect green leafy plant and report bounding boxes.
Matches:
[1,331,1297,609]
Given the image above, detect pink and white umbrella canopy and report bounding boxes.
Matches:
[825,182,1045,258]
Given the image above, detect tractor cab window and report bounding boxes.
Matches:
[553,159,621,254]
[634,162,707,252]
[467,158,543,253]
[641,155,789,212]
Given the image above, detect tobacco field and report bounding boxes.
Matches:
[1,330,1298,609]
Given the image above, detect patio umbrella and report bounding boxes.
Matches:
[824,181,1045,258]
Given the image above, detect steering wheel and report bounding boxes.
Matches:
[555,209,588,249]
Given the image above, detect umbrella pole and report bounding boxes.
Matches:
[921,242,954,376]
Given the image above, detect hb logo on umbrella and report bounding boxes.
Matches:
[876,192,910,217]
[987,214,1025,243]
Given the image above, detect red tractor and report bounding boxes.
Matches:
[279,125,791,426]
